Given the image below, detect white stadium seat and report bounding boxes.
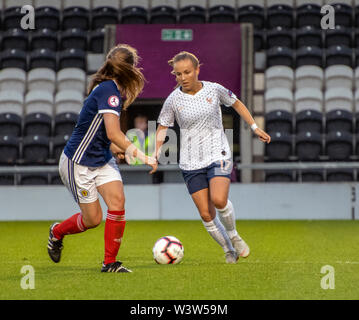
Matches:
[25,90,54,116]
[265,65,294,90]
[92,0,120,10]
[264,87,293,113]
[325,65,354,90]
[27,68,56,93]
[354,89,359,113]
[294,87,323,113]
[295,0,323,6]
[122,0,149,9]
[33,0,62,10]
[209,0,236,8]
[151,0,177,9]
[179,0,206,9]
[57,68,86,94]
[0,90,24,116]
[295,65,324,90]
[0,68,26,94]
[4,0,33,8]
[55,90,83,115]
[63,0,91,9]
[324,87,353,113]
[238,0,264,8]
[354,67,359,91]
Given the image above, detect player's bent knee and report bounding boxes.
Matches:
[212,198,227,210]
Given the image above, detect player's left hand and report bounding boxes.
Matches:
[254,128,271,144]
[110,143,126,163]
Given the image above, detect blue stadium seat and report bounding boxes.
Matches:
[0,135,20,164]
[267,4,294,29]
[296,26,322,49]
[2,28,28,51]
[34,6,61,31]
[265,131,293,161]
[295,131,322,161]
[266,26,294,49]
[237,5,265,29]
[91,7,119,30]
[209,5,236,23]
[150,5,177,24]
[22,135,50,164]
[31,28,58,51]
[325,131,353,161]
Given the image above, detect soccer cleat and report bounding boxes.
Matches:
[231,235,250,258]
[47,222,63,263]
[101,261,132,273]
[225,251,239,264]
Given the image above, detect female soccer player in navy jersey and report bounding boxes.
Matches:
[47,44,158,273]
[156,52,271,264]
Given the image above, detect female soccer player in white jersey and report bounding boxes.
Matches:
[156,52,271,263]
[47,44,158,273]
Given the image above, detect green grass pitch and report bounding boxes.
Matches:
[0,220,358,300]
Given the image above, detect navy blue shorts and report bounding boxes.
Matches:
[181,160,232,195]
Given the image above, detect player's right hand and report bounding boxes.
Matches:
[147,156,158,174]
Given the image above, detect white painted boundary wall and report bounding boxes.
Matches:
[0,183,357,220]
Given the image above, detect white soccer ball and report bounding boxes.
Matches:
[152,236,184,264]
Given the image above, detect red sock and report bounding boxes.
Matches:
[104,210,126,265]
[53,213,88,240]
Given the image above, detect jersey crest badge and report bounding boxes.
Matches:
[108,95,120,107]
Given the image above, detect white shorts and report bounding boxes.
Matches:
[59,151,122,204]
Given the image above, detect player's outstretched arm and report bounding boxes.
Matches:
[104,113,158,173]
[155,124,169,161]
[232,99,271,144]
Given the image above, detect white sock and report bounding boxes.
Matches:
[202,216,235,253]
[217,200,240,239]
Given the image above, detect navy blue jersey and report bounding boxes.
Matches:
[64,80,122,167]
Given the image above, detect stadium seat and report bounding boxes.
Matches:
[58,49,87,71]
[23,112,52,137]
[53,134,71,162]
[209,5,236,23]
[295,26,323,49]
[324,25,353,49]
[0,135,20,164]
[60,28,88,51]
[0,68,26,94]
[355,68,359,91]
[295,65,324,90]
[55,90,83,115]
[265,131,292,161]
[237,5,265,29]
[296,109,323,134]
[324,65,353,90]
[0,113,22,137]
[326,169,354,182]
[295,131,322,161]
[0,91,24,116]
[34,6,60,31]
[54,112,78,136]
[0,174,15,185]
[62,6,90,30]
[57,68,86,94]
[50,173,63,185]
[3,7,23,30]
[325,131,353,161]
[265,110,293,134]
[19,173,49,185]
[267,4,294,29]
[22,135,50,164]
[296,46,323,68]
[326,109,353,133]
[1,49,27,70]
[355,49,359,68]
[325,45,353,68]
[265,87,293,114]
[265,65,294,90]
[266,46,294,68]
[265,170,294,182]
[93,0,120,10]
[324,87,353,113]
[331,3,353,28]
[356,5,359,28]
[179,5,206,24]
[29,48,57,70]
[266,26,294,49]
[27,68,56,93]
[91,7,119,29]
[150,5,177,24]
[299,169,325,183]
[2,28,28,51]
[25,90,54,117]
[89,28,105,53]
[296,4,322,28]
[121,6,148,24]
[30,28,58,51]
[355,88,359,114]
[254,30,265,52]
